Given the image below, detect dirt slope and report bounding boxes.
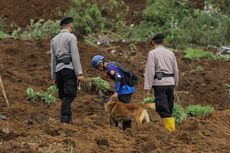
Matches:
[0,0,70,29]
[0,0,230,152]
[0,39,230,153]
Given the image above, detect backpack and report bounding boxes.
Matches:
[111,62,138,87]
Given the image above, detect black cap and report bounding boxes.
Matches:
[152,32,164,41]
[60,17,73,26]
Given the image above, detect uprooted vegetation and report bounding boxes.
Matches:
[139,96,214,124]
[26,85,58,105]
[86,77,112,93]
[173,103,214,124]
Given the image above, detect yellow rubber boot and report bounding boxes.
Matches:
[162,117,176,132]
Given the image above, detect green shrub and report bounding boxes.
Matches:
[185,105,214,117]
[185,48,227,60]
[67,1,106,35]
[173,103,187,124]
[179,9,230,46]
[26,85,58,105]
[11,19,60,40]
[86,77,111,92]
[126,0,230,47]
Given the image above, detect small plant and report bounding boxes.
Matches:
[173,103,187,124]
[185,105,214,117]
[86,77,111,92]
[26,87,37,102]
[11,19,60,40]
[37,92,56,105]
[26,85,58,105]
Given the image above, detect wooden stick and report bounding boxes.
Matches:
[174,89,182,107]
[0,76,10,109]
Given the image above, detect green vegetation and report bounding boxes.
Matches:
[185,48,227,60]
[11,19,60,40]
[173,103,187,124]
[140,96,155,104]
[0,0,229,49]
[172,103,214,124]
[185,105,214,117]
[86,77,111,92]
[26,85,58,105]
[67,0,106,35]
[134,0,230,47]
[0,17,8,39]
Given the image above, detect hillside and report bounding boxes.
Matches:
[0,0,230,152]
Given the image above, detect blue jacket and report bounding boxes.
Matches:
[106,62,135,95]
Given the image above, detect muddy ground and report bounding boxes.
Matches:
[0,0,230,152]
[0,38,229,153]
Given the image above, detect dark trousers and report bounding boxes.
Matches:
[56,68,77,123]
[153,86,174,118]
[118,94,132,130]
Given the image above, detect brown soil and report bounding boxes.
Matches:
[0,39,230,153]
[0,0,70,30]
[0,0,230,152]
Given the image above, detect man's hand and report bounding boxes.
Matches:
[146,90,152,97]
[111,92,118,100]
[77,75,85,82]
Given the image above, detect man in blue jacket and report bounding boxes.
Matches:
[91,55,136,130]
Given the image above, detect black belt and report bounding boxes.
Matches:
[56,57,72,65]
[154,72,174,80]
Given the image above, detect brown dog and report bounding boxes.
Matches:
[104,99,155,127]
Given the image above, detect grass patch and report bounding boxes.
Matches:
[185,105,214,117]
[26,85,58,105]
[184,48,227,61]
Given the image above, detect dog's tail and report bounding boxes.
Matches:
[141,103,156,110]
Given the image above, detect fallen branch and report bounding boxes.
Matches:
[0,76,10,109]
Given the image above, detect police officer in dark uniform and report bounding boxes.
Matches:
[51,17,84,124]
